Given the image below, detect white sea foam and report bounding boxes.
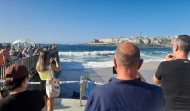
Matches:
[82,61,114,69]
[60,61,113,70]
[59,51,115,57]
[140,52,154,58]
[59,50,169,70]
[154,51,168,54]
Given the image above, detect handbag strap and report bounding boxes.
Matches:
[49,65,54,78]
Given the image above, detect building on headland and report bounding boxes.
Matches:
[92,39,100,43]
[98,38,120,43]
[129,38,142,44]
[142,37,151,44]
[119,37,130,42]
[89,34,178,47]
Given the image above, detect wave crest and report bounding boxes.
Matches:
[59,51,115,57]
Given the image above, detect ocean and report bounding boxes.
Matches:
[58,45,173,70]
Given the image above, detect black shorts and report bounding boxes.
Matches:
[40,80,46,96]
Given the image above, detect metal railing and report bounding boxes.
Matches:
[0,48,59,90]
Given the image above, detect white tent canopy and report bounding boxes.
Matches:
[12,39,35,48]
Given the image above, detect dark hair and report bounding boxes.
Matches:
[115,44,140,66]
[176,35,190,54]
[5,75,28,91]
[4,43,11,49]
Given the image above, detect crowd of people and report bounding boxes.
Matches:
[0,43,57,66]
[1,35,190,111]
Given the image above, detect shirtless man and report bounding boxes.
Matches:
[0,44,12,66]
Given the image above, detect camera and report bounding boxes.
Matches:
[113,66,117,74]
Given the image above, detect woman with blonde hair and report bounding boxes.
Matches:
[36,51,60,111]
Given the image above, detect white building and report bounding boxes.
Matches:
[92,39,99,43]
[129,38,142,44]
[142,38,151,44]
[99,38,114,43]
[119,37,130,42]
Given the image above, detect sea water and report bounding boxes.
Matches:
[58,45,173,70]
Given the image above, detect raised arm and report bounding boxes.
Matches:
[0,92,3,100]
[50,57,60,72]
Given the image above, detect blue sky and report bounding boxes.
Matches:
[0,0,190,44]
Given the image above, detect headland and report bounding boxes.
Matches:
[83,34,178,47]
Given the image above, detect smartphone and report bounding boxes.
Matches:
[113,66,117,74]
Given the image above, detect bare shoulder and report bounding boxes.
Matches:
[0,92,3,100]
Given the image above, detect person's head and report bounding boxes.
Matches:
[51,44,55,49]
[18,46,23,52]
[36,51,51,72]
[4,43,11,51]
[45,45,49,49]
[5,64,29,91]
[114,42,143,74]
[173,35,190,56]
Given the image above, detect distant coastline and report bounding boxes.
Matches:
[82,34,177,47]
[82,42,172,47]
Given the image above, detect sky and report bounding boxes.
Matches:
[0,0,190,44]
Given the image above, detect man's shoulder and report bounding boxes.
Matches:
[160,60,181,65]
[157,61,175,69]
[93,83,111,91]
[159,60,188,69]
[160,60,171,65]
[90,83,114,96]
[141,82,163,92]
[92,81,163,95]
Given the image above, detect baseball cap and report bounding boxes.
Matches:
[5,64,29,81]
